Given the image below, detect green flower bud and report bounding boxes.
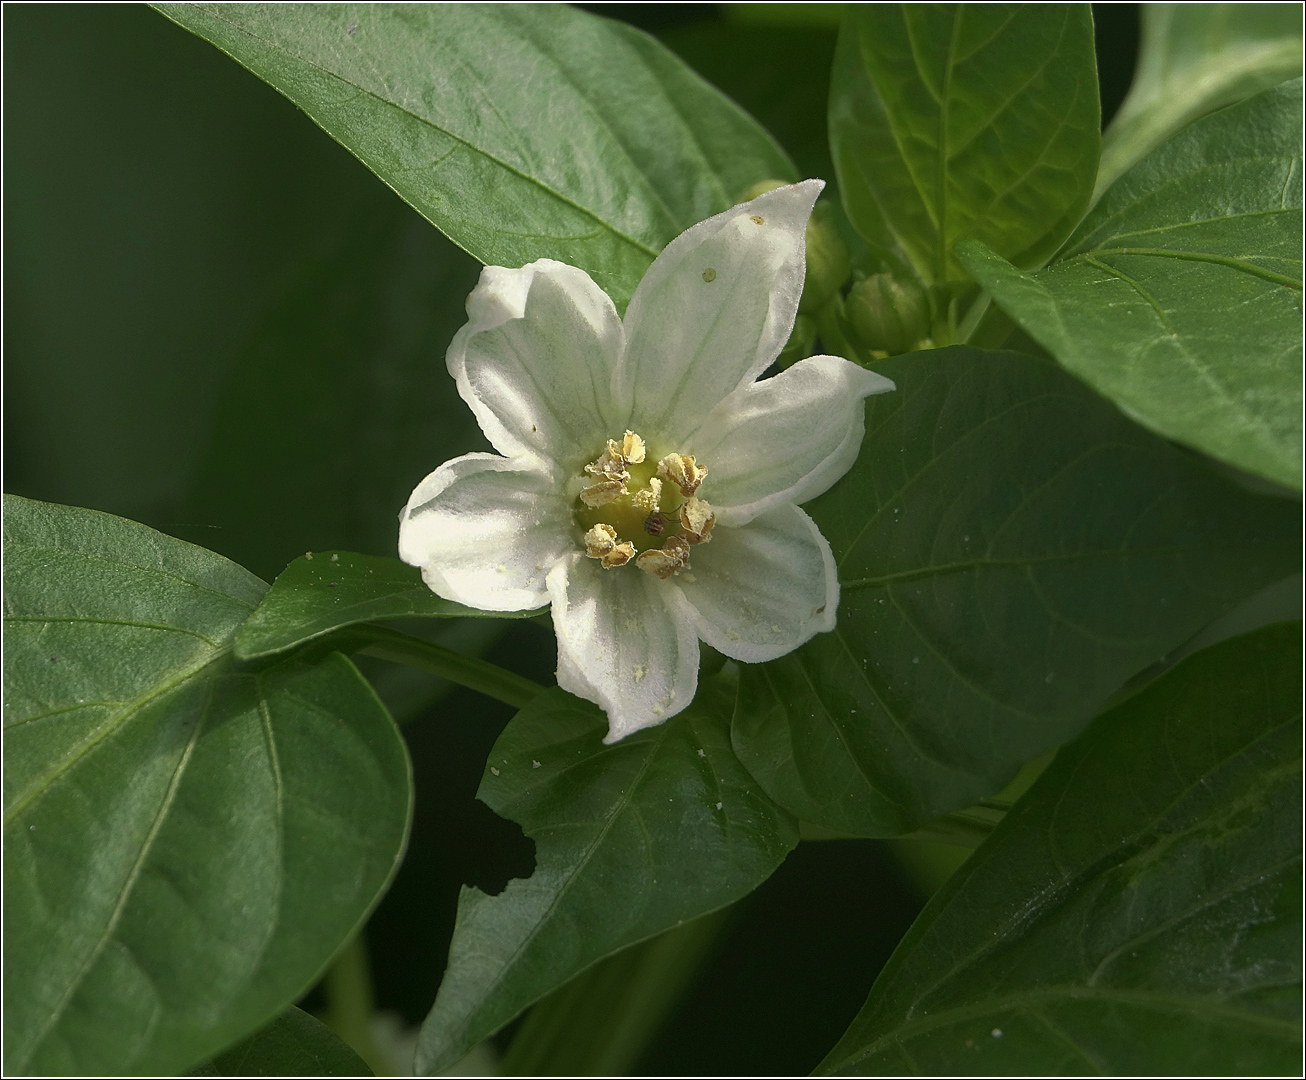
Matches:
[845,273,930,356]
[799,203,851,314]
[741,179,789,202]
[740,180,851,315]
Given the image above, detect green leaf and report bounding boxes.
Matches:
[414,680,797,1074]
[3,497,412,1075]
[829,3,1099,286]
[193,1007,371,1077]
[732,347,1300,837]
[958,80,1304,490]
[152,2,795,311]
[1098,2,1304,197]
[233,551,543,661]
[817,621,1302,1076]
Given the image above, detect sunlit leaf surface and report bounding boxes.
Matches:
[829,3,1099,284]
[154,2,795,310]
[960,81,1304,489]
[3,497,412,1075]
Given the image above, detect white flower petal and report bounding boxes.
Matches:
[618,180,823,445]
[689,354,895,526]
[399,453,571,611]
[448,259,626,467]
[547,554,700,743]
[678,504,838,663]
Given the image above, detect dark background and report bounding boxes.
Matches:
[3,4,1139,1073]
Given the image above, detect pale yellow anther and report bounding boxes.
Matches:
[657,453,707,497]
[584,450,628,482]
[579,478,627,507]
[612,430,645,464]
[584,523,617,559]
[635,534,691,579]
[584,523,636,568]
[679,497,716,545]
[586,430,645,483]
[632,476,662,513]
[602,541,636,568]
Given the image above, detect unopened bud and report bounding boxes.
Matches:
[799,202,851,314]
[845,274,930,357]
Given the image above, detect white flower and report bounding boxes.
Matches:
[399,181,895,742]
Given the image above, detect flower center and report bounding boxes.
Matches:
[575,430,716,578]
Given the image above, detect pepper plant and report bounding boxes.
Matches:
[4,3,1301,1076]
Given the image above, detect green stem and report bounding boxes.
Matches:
[323,933,393,1076]
[344,624,546,709]
[500,909,733,1076]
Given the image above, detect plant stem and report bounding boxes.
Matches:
[346,624,546,710]
[499,908,733,1076]
[323,932,393,1076]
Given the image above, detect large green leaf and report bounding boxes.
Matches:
[829,3,1099,285]
[153,2,795,311]
[233,551,543,661]
[3,496,413,1075]
[959,80,1304,490]
[193,1007,371,1077]
[818,621,1302,1075]
[732,347,1300,837]
[413,680,797,1074]
[1098,3,1304,197]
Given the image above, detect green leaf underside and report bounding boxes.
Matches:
[733,347,1301,838]
[152,2,795,311]
[192,1006,371,1077]
[1098,2,1304,198]
[234,551,544,661]
[829,3,1100,285]
[414,682,797,1074]
[818,622,1302,1076]
[3,496,412,1076]
[958,80,1304,490]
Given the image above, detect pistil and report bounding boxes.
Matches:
[576,430,717,576]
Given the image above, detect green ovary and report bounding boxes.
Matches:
[576,458,684,553]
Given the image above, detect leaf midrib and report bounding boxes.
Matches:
[16,672,212,1072]
[186,4,666,260]
[446,717,672,1051]
[889,720,1298,1038]
[3,648,229,825]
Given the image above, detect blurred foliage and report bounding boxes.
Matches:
[4,4,484,585]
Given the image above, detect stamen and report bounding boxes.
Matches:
[583,523,635,568]
[613,430,645,464]
[583,523,617,558]
[679,497,716,545]
[636,535,691,579]
[602,541,636,568]
[632,476,662,513]
[577,433,712,570]
[584,452,627,482]
[579,478,627,507]
[657,453,707,497]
